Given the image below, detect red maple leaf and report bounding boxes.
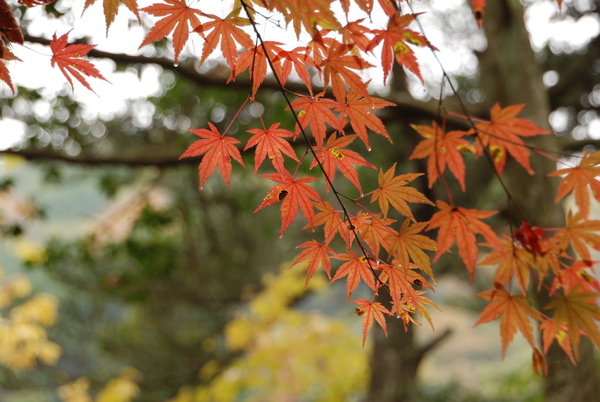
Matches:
[474,103,550,176]
[179,122,244,190]
[409,122,474,191]
[353,298,391,347]
[0,48,19,94]
[290,93,341,147]
[475,282,543,358]
[548,151,600,218]
[367,13,434,84]
[338,90,395,150]
[244,122,299,174]
[310,133,375,193]
[254,170,323,237]
[331,250,377,301]
[479,234,532,292]
[370,163,433,220]
[427,200,500,280]
[292,239,334,283]
[139,0,201,65]
[50,32,108,93]
[194,9,254,72]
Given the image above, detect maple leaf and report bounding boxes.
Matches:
[350,211,396,259]
[471,0,486,28]
[474,103,550,176]
[379,262,418,309]
[179,122,244,190]
[551,260,600,295]
[83,0,140,30]
[409,122,473,191]
[370,163,433,220]
[554,211,600,261]
[479,234,532,292]
[244,122,299,174]
[254,170,323,237]
[50,32,108,93]
[539,319,575,364]
[139,0,201,65]
[310,133,375,194]
[321,39,373,103]
[367,13,434,84]
[384,219,437,283]
[0,49,19,94]
[548,151,600,218]
[275,46,315,92]
[311,201,352,246]
[292,239,334,284]
[229,41,285,96]
[331,250,378,301]
[338,90,395,150]
[475,282,543,358]
[194,9,254,72]
[545,285,600,360]
[340,19,371,52]
[266,0,341,37]
[427,200,500,280]
[353,298,391,347]
[290,93,341,147]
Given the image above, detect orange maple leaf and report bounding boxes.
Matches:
[139,0,201,65]
[275,46,316,92]
[331,250,377,302]
[350,211,396,259]
[475,282,543,358]
[265,0,341,37]
[370,163,433,220]
[0,48,19,94]
[384,219,437,283]
[550,260,600,295]
[83,0,140,30]
[179,122,244,190]
[310,133,375,194]
[409,122,474,191]
[254,170,323,237]
[290,93,341,147]
[244,122,299,174]
[194,9,254,72]
[338,90,395,150]
[474,103,550,176]
[548,151,600,218]
[292,239,334,283]
[554,211,600,261]
[545,285,600,360]
[479,234,532,292]
[310,201,352,246]
[229,41,285,96]
[321,39,373,103]
[471,0,486,28]
[367,13,434,84]
[539,319,575,364]
[427,200,500,280]
[353,298,391,347]
[50,32,108,93]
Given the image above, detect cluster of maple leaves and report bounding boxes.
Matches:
[1,0,596,375]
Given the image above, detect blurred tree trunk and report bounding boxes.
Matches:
[479,0,600,400]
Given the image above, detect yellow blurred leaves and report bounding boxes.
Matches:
[171,262,368,401]
[0,269,61,370]
[58,368,141,402]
